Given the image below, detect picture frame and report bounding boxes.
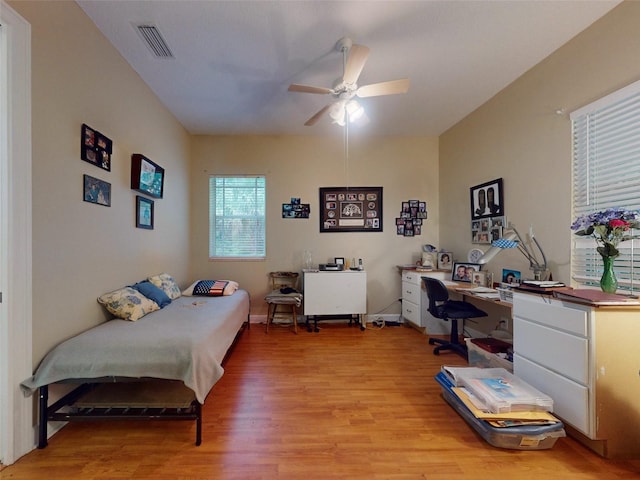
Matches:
[131,153,164,199]
[471,271,486,287]
[319,186,382,233]
[83,174,111,207]
[396,198,427,236]
[437,252,453,271]
[334,257,345,266]
[136,195,154,229]
[502,268,521,285]
[282,197,310,218]
[452,262,481,283]
[81,123,112,171]
[470,178,503,220]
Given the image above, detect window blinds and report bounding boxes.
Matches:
[209,176,266,259]
[571,80,640,291]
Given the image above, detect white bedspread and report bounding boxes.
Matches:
[20,289,249,404]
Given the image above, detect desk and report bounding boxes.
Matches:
[447,283,513,310]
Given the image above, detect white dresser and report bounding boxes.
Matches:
[400,269,451,334]
[513,291,640,458]
[303,270,367,330]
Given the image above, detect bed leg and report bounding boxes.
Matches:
[38,385,48,449]
[195,401,202,446]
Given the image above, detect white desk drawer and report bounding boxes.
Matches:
[515,353,591,436]
[513,292,588,336]
[402,280,421,304]
[514,317,588,384]
[402,300,420,325]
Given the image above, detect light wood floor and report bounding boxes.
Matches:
[3,322,640,479]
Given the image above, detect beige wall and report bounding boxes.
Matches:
[439,1,640,287]
[11,1,192,362]
[190,134,439,316]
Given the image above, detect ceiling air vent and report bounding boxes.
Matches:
[135,24,174,58]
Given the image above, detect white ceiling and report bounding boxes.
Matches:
[77,0,621,137]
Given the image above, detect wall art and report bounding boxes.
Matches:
[396,199,426,236]
[319,186,383,233]
[81,123,112,171]
[282,197,310,218]
[83,174,111,207]
[131,153,164,199]
[136,195,154,229]
[470,178,503,220]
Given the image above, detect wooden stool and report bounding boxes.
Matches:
[265,272,303,333]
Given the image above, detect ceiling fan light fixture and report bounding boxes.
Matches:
[346,100,364,123]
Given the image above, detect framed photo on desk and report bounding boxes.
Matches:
[452,262,481,283]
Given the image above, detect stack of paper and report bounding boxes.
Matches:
[441,366,561,428]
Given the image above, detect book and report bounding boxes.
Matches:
[521,280,566,288]
[553,289,640,305]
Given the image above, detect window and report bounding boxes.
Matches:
[571,80,640,290]
[209,176,266,259]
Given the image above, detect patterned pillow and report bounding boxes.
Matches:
[97,287,160,321]
[147,273,182,300]
[182,280,239,296]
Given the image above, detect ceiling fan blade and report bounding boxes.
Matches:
[343,44,370,85]
[288,84,333,95]
[304,104,331,126]
[356,78,410,98]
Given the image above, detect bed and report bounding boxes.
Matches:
[20,278,250,448]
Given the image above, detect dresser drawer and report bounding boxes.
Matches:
[402,270,422,285]
[402,280,421,304]
[513,292,588,336]
[515,353,591,436]
[402,300,420,325]
[514,317,588,384]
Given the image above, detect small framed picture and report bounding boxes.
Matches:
[502,269,521,285]
[471,271,486,287]
[81,123,112,171]
[83,174,111,207]
[452,262,481,283]
[136,195,154,229]
[437,252,453,271]
[334,257,345,266]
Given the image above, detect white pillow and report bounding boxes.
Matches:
[182,280,239,297]
[147,273,182,300]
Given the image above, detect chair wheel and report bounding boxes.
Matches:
[433,349,440,355]
[428,338,435,345]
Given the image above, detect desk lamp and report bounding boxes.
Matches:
[477,223,548,280]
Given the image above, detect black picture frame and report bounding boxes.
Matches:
[470,178,503,219]
[452,262,481,283]
[81,123,112,171]
[83,174,111,207]
[136,195,154,229]
[131,153,164,199]
[319,186,383,233]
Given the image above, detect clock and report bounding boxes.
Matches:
[468,248,485,264]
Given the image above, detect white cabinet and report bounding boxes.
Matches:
[401,270,452,334]
[303,271,367,329]
[513,291,640,459]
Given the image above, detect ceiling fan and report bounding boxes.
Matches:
[288,37,410,126]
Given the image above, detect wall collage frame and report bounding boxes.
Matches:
[80,123,164,230]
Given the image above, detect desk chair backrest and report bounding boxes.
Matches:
[422,277,450,318]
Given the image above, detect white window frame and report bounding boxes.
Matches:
[209,175,266,260]
[571,79,640,292]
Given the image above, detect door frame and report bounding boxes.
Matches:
[0,1,33,465]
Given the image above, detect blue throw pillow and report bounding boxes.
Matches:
[131,280,172,308]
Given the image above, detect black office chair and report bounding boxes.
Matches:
[422,277,488,358]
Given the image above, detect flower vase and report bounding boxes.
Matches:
[600,256,618,293]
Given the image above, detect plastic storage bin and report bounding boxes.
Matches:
[451,367,553,414]
[435,372,565,450]
[465,338,513,372]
